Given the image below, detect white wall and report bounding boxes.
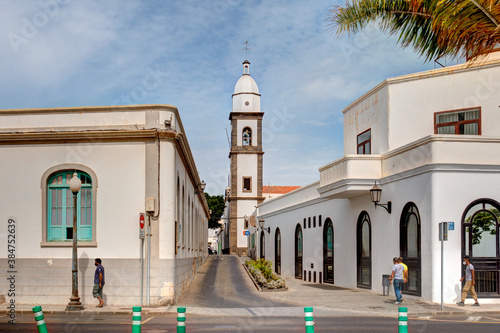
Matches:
[0,142,145,259]
[237,154,258,197]
[431,171,500,304]
[343,85,390,155]
[388,64,500,151]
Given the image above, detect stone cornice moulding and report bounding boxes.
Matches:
[0,129,167,144]
[227,196,266,201]
[229,112,264,120]
[0,103,178,115]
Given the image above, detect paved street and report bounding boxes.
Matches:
[2,255,500,332]
[178,255,293,308]
[2,313,500,332]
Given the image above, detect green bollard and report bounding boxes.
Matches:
[132,306,142,333]
[304,306,315,333]
[177,307,186,333]
[398,307,408,333]
[32,305,48,333]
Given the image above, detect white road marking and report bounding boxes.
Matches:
[465,316,482,322]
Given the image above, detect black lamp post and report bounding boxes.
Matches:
[66,172,83,311]
[369,182,391,213]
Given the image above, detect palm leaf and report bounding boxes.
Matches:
[329,0,500,62]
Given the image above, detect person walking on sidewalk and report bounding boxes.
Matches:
[93,258,105,307]
[398,257,408,302]
[389,257,406,304]
[457,256,480,306]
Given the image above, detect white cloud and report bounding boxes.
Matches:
[0,0,442,194]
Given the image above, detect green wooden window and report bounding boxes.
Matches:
[47,171,92,242]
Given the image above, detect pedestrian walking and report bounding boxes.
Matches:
[388,257,407,304]
[93,258,105,307]
[457,256,480,306]
[398,257,408,302]
[398,257,408,279]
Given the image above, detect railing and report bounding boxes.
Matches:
[475,270,498,294]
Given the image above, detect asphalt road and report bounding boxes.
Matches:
[2,256,500,331]
[2,313,500,332]
[178,255,293,308]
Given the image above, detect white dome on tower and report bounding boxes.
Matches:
[233,75,260,95]
[233,60,260,95]
[232,60,261,112]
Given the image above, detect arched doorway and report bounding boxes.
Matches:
[323,218,334,284]
[357,212,371,288]
[400,203,421,295]
[260,230,265,259]
[295,224,303,279]
[462,199,500,295]
[275,228,281,274]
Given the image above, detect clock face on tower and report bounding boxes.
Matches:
[245,101,250,106]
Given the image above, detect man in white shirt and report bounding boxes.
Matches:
[389,257,407,304]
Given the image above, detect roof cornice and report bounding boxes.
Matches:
[0,104,178,115]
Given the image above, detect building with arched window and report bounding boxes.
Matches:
[0,104,209,306]
[250,51,500,304]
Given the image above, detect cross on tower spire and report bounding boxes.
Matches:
[243,40,251,59]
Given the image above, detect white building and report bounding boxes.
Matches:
[208,228,220,253]
[0,104,209,306]
[252,51,500,304]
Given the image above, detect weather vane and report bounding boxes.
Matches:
[243,40,251,59]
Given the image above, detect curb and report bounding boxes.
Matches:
[410,310,500,317]
[241,263,289,292]
[1,308,180,316]
[242,263,263,291]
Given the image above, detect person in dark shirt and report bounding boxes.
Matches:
[93,258,105,307]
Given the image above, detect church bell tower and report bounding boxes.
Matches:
[228,60,265,254]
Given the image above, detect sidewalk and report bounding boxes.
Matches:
[4,255,500,318]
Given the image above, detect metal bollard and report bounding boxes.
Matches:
[177,306,186,333]
[398,307,408,333]
[32,305,48,333]
[132,306,142,333]
[304,306,315,333]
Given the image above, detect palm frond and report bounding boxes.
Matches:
[329,0,500,62]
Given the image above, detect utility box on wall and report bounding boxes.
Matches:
[145,198,155,213]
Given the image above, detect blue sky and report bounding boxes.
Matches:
[0,0,447,195]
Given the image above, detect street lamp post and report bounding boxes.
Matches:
[66,172,83,311]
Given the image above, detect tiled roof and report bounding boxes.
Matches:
[262,186,301,194]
